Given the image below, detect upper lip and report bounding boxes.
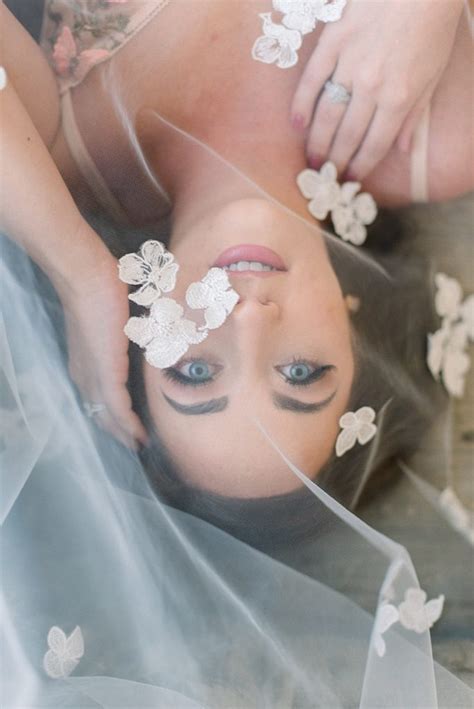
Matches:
[212,244,287,271]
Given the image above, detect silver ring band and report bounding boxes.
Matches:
[84,401,106,418]
[324,79,351,104]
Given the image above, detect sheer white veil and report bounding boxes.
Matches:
[2,6,474,706]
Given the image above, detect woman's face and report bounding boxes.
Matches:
[144,198,354,497]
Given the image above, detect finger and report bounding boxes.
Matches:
[79,379,145,449]
[305,74,352,168]
[290,41,338,131]
[327,96,376,176]
[104,385,149,447]
[347,106,410,180]
[91,407,138,450]
[396,80,437,154]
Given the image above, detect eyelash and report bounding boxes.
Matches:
[163,360,219,387]
[276,359,334,387]
[164,359,334,387]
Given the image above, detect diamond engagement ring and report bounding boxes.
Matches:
[324,79,351,104]
[83,401,107,418]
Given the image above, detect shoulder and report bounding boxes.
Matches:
[1,2,61,149]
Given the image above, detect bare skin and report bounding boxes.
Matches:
[47,0,474,218]
[1,0,472,449]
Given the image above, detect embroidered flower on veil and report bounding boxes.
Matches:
[427,273,473,397]
[43,626,84,679]
[373,588,444,658]
[118,240,179,306]
[297,162,377,245]
[186,268,239,330]
[398,589,445,634]
[124,298,207,369]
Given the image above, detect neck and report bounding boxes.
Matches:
[140,109,312,243]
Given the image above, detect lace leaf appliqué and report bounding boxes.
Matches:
[43,625,84,679]
[186,268,239,330]
[297,162,377,244]
[373,603,399,658]
[118,240,179,306]
[427,273,473,397]
[252,0,347,69]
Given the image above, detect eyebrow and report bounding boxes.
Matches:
[272,390,337,413]
[163,393,228,415]
[162,390,337,416]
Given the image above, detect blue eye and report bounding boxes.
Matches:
[164,360,219,386]
[277,361,333,386]
[185,361,211,381]
[288,363,312,381]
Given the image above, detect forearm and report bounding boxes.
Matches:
[0,77,115,296]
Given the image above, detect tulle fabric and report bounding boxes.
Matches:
[2,2,473,703]
[1,236,472,707]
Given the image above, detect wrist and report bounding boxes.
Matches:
[46,221,118,300]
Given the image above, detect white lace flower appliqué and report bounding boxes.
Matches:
[252,0,347,69]
[297,162,377,245]
[125,298,207,369]
[398,589,445,634]
[252,13,302,69]
[427,273,473,397]
[43,625,84,679]
[186,268,239,330]
[373,589,444,658]
[118,240,179,307]
[335,406,377,457]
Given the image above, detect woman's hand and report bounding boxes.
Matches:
[58,252,148,450]
[291,0,464,180]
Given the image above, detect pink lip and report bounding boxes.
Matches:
[213,245,287,270]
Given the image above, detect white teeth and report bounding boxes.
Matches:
[237,260,250,271]
[224,261,276,272]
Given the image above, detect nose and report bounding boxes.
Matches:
[232,294,281,323]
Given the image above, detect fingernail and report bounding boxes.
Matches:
[291,113,305,131]
[308,154,324,171]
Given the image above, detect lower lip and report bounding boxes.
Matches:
[212,245,287,271]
